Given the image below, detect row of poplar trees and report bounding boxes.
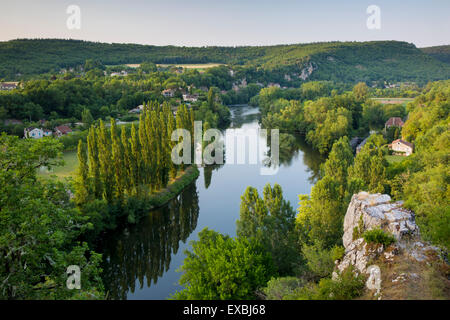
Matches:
[75,102,194,205]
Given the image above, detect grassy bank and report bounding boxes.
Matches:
[37,150,78,180]
[146,165,200,210]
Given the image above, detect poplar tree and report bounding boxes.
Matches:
[130,122,141,192]
[97,120,114,202]
[87,125,102,198]
[121,126,131,194]
[111,118,125,199]
[75,140,89,205]
[159,111,169,187]
[167,106,177,178]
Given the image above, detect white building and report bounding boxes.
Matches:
[182,94,199,102]
[389,139,414,156]
[162,89,175,98]
[24,127,45,139]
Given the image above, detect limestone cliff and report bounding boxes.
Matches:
[334,192,449,300]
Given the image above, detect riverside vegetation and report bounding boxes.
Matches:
[172,80,449,300]
[0,37,449,299]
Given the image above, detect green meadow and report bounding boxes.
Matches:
[37,150,79,180]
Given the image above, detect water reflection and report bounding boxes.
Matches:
[100,183,199,299]
[98,105,326,299]
[264,133,324,184]
[203,163,224,189]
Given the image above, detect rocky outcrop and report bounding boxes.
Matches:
[334,192,442,299]
[299,62,316,80]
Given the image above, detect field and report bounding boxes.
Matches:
[37,150,78,180]
[372,97,414,105]
[157,63,224,71]
[385,155,406,164]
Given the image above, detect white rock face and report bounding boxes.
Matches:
[366,265,382,296]
[336,192,440,298]
[342,192,418,250]
[299,62,316,80]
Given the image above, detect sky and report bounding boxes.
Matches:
[0,0,449,48]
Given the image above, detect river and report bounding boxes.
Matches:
[99,105,324,299]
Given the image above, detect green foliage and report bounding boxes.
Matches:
[362,228,396,247]
[171,228,276,300]
[302,241,336,278]
[394,80,450,250]
[348,134,388,194]
[262,277,305,300]
[1,39,449,84]
[313,267,366,300]
[195,88,231,128]
[297,138,354,248]
[421,45,450,64]
[331,246,345,262]
[353,82,368,101]
[237,184,301,275]
[0,134,104,299]
[277,267,366,300]
[261,90,361,154]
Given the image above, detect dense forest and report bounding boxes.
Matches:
[421,45,450,63]
[1,39,449,84]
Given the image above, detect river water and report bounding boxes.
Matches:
[99,105,324,299]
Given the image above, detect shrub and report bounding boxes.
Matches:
[362,228,396,247]
[262,277,305,300]
[331,246,345,262]
[315,267,366,300]
[302,241,335,278]
[288,267,366,300]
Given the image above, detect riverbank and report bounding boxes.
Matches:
[146,165,200,210]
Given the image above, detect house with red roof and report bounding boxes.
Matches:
[54,125,73,137]
[385,117,404,130]
[389,139,414,156]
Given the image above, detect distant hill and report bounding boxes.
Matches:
[421,45,450,64]
[1,39,449,83]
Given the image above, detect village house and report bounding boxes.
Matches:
[129,104,144,114]
[54,125,73,137]
[182,94,199,103]
[24,127,52,139]
[24,127,44,139]
[0,82,19,90]
[162,89,175,98]
[385,117,404,130]
[110,70,128,77]
[389,139,414,156]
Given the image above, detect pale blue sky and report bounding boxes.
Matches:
[0,0,448,47]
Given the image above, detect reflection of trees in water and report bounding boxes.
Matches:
[231,113,260,128]
[295,137,326,184]
[100,183,199,299]
[203,163,224,189]
[229,106,261,129]
[266,133,325,184]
